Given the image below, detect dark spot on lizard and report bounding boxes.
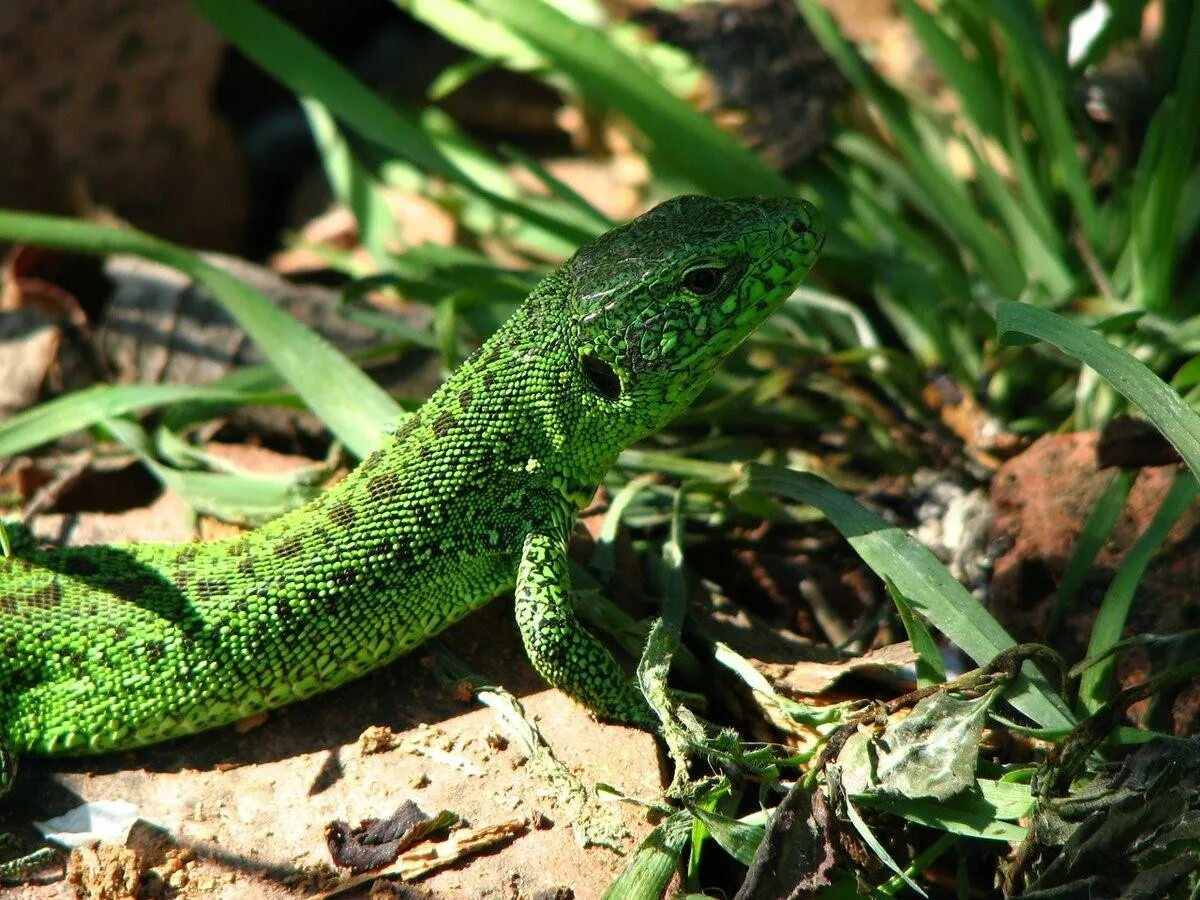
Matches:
[238,558,256,580]
[195,578,229,597]
[25,582,63,609]
[432,412,456,437]
[362,451,384,469]
[483,371,496,389]
[274,537,303,559]
[368,473,400,504]
[457,388,474,411]
[328,502,357,530]
[366,541,394,561]
[60,648,86,667]
[113,625,129,642]
[396,416,421,440]
[145,641,166,662]
[418,445,431,459]
[176,546,199,565]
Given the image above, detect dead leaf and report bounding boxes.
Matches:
[765,642,919,695]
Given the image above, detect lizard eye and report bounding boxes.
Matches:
[580,352,621,400]
[682,266,725,295]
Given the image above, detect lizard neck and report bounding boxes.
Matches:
[370,272,630,513]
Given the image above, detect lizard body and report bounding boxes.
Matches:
[0,196,823,796]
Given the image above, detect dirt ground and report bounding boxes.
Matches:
[3,597,665,899]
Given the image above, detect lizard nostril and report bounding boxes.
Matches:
[790,218,808,235]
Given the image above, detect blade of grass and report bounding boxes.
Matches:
[474,0,791,196]
[1129,6,1200,313]
[887,578,947,687]
[601,810,692,900]
[897,0,1005,139]
[980,0,1101,246]
[1077,470,1199,714]
[395,0,546,73]
[0,209,400,457]
[0,384,296,458]
[874,833,957,897]
[101,419,326,526]
[190,0,595,248]
[963,134,1074,301]
[740,465,1074,729]
[842,793,927,896]
[796,0,1025,296]
[853,791,1026,842]
[499,143,614,231]
[995,301,1200,482]
[1046,469,1136,635]
[691,808,764,867]
[1000,92,1064,271]
[191,0,465,181]
[593,472,658,579]
[301,97,402,266]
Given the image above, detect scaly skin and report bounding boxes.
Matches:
[0,195,823,796]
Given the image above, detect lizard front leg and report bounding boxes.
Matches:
[514,532,656,729]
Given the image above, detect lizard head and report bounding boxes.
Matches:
[566,194,824,435]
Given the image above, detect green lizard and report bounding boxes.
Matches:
[0,196,822,818]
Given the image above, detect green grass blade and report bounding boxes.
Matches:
[301,97,402,266]
[0,210,400,457]
[888,578,947,687]
[602,810,693,900]
[964,136,1073,301]
[995,301,1200,482]
[101,419,324,526]
[191,0,463,180]
[0,384,293,458]
[1047,469,1136,635]
[897,0,1005,140]
[842,795,927,896]
[190,0,593,247]
[740,465,1074,729]
[853,791,1027,842]
[1128,8,1200,312]
[395,0,545,73]
[981,0,1101,245]
[499,143,614,231]
[1000,92,1063,266]
[796,0,1025,296]
[473,0,791,196]
[1077,471,1199,714]
[691,808,765,867]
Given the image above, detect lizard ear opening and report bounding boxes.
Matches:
[580,352,622,400]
